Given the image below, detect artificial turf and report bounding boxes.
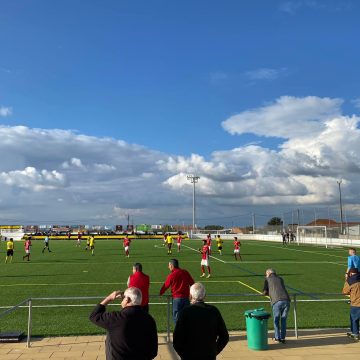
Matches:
[0,238,350,337]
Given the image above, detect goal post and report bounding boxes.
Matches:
[296,226,328,248]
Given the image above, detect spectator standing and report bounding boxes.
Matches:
[347,248,360,275]
[127,263,150,312]
[90,287,158,360]
[263,268,290,343]
[160,259,194,324]
[343,268,360,341]
[173,282,229,360]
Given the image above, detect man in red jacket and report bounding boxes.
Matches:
[127,263,150,312]
[160,259,194,324]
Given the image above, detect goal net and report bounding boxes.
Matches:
[296,226,330,248]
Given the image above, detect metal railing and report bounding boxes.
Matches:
[0,293,349,348]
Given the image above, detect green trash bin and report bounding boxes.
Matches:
[244,308,271,350]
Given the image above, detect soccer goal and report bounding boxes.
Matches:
[296,226,329,248]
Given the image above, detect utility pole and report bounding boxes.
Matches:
[187,175,200,237]
[337,180,344,234]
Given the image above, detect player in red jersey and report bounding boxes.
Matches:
[123,235,131,258]
[199,239,211,278]
[77,231,82,247]
[206,234,212,255]
[23,237,32,261]
[233,237,242,261]
[176,232,182,252]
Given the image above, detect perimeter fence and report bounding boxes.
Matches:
[0,293,350,348]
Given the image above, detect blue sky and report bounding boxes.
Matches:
[1,0,360,226]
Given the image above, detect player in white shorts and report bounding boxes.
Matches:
[233,237,242,261]
[199,239,211,278]
[176,232,182,252]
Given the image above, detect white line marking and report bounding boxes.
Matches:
[225,261,342,264]
[182,244,226,263]
[250,242,346,259]
[0,280,248,287]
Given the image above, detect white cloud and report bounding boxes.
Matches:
[0,167,66,191]
[0,96,360,225]
[162,96,360,218]
[279,1,301,14]
[245,67,287,81]
[352,98,360,109]
[0,106,12,117]
[279,1,351,14]
[221,96,343,138]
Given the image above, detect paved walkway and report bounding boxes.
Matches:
[0,329,358,360]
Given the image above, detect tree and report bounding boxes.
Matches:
[204,225,224,230]
[267,217,283,226]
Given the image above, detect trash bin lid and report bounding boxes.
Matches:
[244,308,271,320]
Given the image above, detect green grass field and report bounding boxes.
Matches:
[0,238,350,337]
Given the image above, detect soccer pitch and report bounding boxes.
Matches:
[0,239,350,337]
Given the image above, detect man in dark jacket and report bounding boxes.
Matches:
[263,268,291,343]
[89,287,158,360]
[173,282,229,360]
[343,268,360,341]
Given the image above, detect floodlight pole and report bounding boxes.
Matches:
[337,180,344,234]
[187,175,200,237]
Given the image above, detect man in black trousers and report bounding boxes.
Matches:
[173,282,229,360]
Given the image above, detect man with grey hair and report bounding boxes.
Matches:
[90,287,158,360]
[263,268,291,344]
[173,282,229,360]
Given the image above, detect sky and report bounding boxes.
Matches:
[0,0,360,227]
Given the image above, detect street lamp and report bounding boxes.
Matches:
[187,174,200,237]
[337,180,344,234]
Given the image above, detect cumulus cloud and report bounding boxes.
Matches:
[221,96,343,138]
[0,167,66,191]
[162,96,360,218]
[0,95,360,225]
[0,106,12,117]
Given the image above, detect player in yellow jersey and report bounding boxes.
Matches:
[89,235,95,256]
[85,235,90,250]
[216,235,223,255]
[166,234,173,255]
[5,238,14,263]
